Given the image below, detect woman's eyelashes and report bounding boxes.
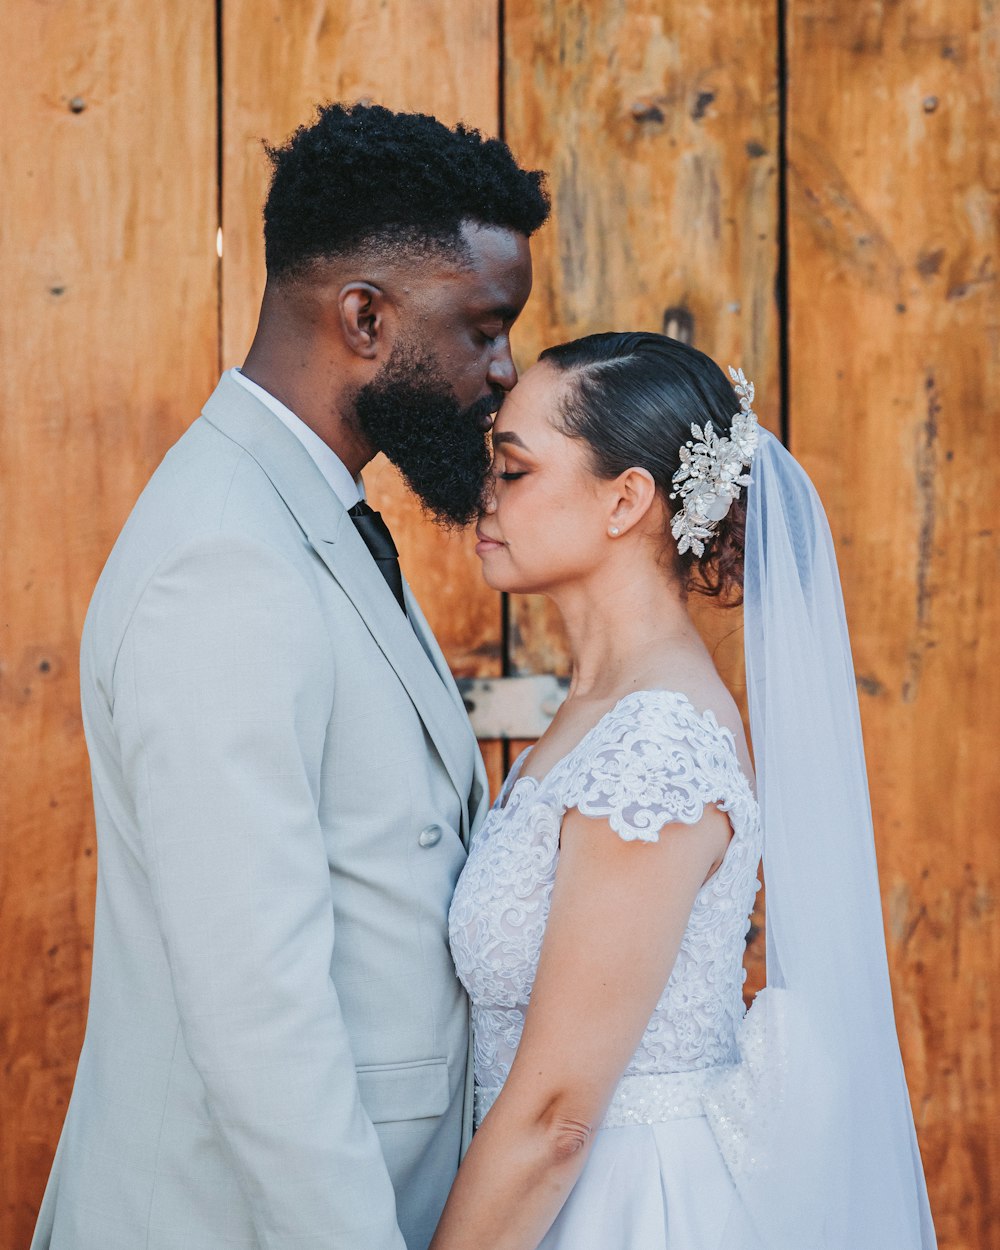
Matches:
[496,470,527,481]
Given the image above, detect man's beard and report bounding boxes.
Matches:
[352,339,501,528]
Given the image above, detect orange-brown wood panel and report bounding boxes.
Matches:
[0,3,219,1244]
[501,0,780,683]
[479,740,506,807]
[787,2,1000,1245]
[501,0,777,985]
[220,0,504,681]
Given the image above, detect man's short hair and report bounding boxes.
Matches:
[263,102,550,281]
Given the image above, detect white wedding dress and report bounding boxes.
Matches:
[449,688,766,1249]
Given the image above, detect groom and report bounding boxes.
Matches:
[31,104,548,1250]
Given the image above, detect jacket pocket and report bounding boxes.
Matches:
[355,1056,451,1124]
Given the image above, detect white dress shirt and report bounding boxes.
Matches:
[230,367,364,509]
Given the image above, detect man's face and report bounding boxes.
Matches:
[352,224,533,528]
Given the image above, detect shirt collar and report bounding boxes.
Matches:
[230,367,364,509]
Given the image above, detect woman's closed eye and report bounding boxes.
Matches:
[496,470,527,481]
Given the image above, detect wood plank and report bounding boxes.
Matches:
[787,2,1000,1244]
[502,0,781,696]
[480,740,506,808]
[221,0,503,678]
[501,0,776,996]
[0,2,219,1243]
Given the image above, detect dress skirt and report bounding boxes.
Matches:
[538,1115,744,1250]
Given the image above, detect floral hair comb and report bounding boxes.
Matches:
[669,367,760,557]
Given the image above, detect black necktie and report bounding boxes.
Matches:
[348,501,407,614]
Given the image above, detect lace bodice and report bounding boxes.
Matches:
[449,689,761,1107]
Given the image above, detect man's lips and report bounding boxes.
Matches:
[471,394,504,431]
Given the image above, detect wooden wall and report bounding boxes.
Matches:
[218,0,508,791]
[0,0,219,1238]
[2,2,996,1247]
[787,3,1000,1242]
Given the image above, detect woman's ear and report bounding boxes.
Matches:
[607,467,658,537]
[339,282,385,359]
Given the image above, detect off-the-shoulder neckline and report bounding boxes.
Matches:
[499,687,750,811]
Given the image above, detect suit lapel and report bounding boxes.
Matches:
[405,592,489,841]
[312,530,480,831]
[201,374,478,817]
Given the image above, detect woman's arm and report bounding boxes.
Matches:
[430,801,733,1250]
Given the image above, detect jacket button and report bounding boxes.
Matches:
[418,823,443,848]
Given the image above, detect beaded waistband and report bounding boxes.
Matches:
[474,1065,736,1130]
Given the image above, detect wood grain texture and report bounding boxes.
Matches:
[221,0,504,677]
[479,740,506,807]
[787,2,1000,1244]
[502,0,781,684]
[4,4,993,1244]
[0,2,219,1244]
[500,0,775,1000]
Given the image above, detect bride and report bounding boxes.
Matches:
[436,333,936,1249]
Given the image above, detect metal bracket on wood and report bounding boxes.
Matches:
[456,674,569,740]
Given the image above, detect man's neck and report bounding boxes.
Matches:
[240,341,371,477]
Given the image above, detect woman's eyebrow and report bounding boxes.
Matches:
[491,431,531,451]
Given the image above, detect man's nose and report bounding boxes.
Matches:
[487,341,518,392]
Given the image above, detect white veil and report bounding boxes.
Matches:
[729,428,936,1247]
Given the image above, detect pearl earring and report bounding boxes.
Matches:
[609,526,620,536]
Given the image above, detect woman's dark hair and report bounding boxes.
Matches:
[263,102,550,280]
[538,332,747,602]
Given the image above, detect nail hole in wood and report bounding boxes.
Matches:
[662,306,695,345]
[691,91,715,121]
[630,101,665,124]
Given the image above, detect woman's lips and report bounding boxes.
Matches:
[475,529,504,557]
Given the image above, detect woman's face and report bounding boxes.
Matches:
[475,362,621,595]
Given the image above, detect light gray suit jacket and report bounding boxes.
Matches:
[31,373,488,1250]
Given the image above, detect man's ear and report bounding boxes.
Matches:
[339,282,386,359]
